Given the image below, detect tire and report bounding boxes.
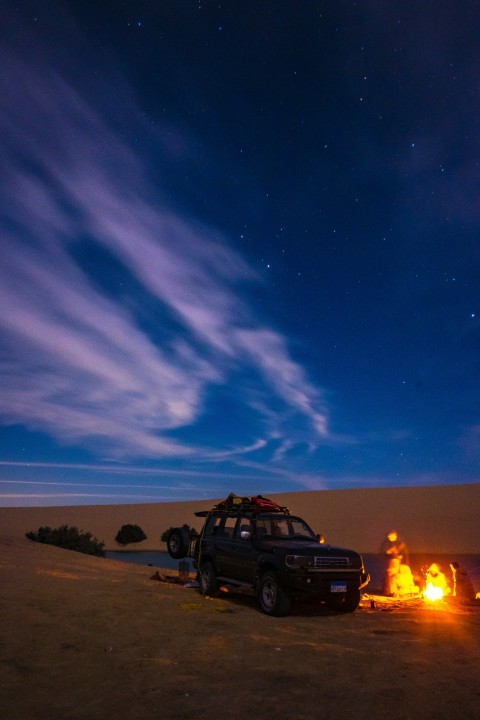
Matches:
[198,561,219,597]
[327,588,361,613]
[258,571,291,616]
[166,527,190,559]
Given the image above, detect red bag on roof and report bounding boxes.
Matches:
[251,495,281,512]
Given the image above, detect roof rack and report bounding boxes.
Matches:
[194,493,290,517]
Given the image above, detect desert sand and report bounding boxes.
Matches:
[1,485,479,719]
[1,533,480,720]
[1,483,479,553]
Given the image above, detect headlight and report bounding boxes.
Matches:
[285,555,313,568]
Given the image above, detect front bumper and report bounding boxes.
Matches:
[281,569,370,597]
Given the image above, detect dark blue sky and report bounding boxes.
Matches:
[1,1,479,506]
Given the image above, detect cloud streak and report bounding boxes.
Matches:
[0,32,328,465]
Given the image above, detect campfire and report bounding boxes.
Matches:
[423,582,444,602]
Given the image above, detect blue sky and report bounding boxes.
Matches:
[1,1,479,506]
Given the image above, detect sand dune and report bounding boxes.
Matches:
[1,483,479,553]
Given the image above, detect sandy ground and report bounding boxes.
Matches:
[1,535,480,720]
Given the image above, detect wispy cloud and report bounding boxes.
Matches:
[0,31,328,465]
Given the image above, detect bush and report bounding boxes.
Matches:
[25,525,105,557]
[161,523,197,542]
[115,523,147,546]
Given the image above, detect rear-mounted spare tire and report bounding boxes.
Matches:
[166,527,190,559]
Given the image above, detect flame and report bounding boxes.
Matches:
[423,582,444,601]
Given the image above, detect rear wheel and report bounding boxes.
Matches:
[327,588,361,613]
[199,561,219,597]
[258,571,291,616]
[166,527,190,559]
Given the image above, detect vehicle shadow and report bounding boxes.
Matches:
[209,586,354,617]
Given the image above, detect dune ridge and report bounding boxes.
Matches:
[1,482,478,553]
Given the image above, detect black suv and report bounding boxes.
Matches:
[166,495,369,616]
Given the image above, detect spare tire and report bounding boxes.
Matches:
[166,527,190,559]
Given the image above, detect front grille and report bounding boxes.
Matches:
[314,556,350,569]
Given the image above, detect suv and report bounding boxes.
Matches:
[166,494,369,616]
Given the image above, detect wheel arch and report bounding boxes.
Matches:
[197,552,214,567]
[255,560,280,588]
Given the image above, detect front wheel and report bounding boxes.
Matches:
[327,588,361,613]
[198,561,219,597]
[258,571,291,616]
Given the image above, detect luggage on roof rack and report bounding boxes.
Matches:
[193,493,290,516]
[214,493,247,511]
[251,495,289,514]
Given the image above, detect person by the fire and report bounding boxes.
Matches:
[390,563,418,596]
[450,562,475,601]
[380,529,409,595]
[425,563,450,595]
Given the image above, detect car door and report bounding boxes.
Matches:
[209,515,237,577]
[220,516,257,583]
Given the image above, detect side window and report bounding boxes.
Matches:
[255,517,287,537]
[255,518,268,537]
[205,516,222,537]
[223,516,237,539]
[270,519,287,537]
[237,518,253,540]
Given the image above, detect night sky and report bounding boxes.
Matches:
[1,1,479,507]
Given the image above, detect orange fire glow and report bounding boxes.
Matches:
[423,582,444,602]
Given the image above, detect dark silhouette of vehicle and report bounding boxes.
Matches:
[166,495,369,616]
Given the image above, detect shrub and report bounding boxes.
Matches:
[115,523,147,545]
[25,525,105,557]
[161,523,197,542]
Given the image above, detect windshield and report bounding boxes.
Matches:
[255,516,315,540]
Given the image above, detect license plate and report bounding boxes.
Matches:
[330,582,347,593]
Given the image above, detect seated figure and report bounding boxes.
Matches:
[391,564,418,596]
[425,563,450,595]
